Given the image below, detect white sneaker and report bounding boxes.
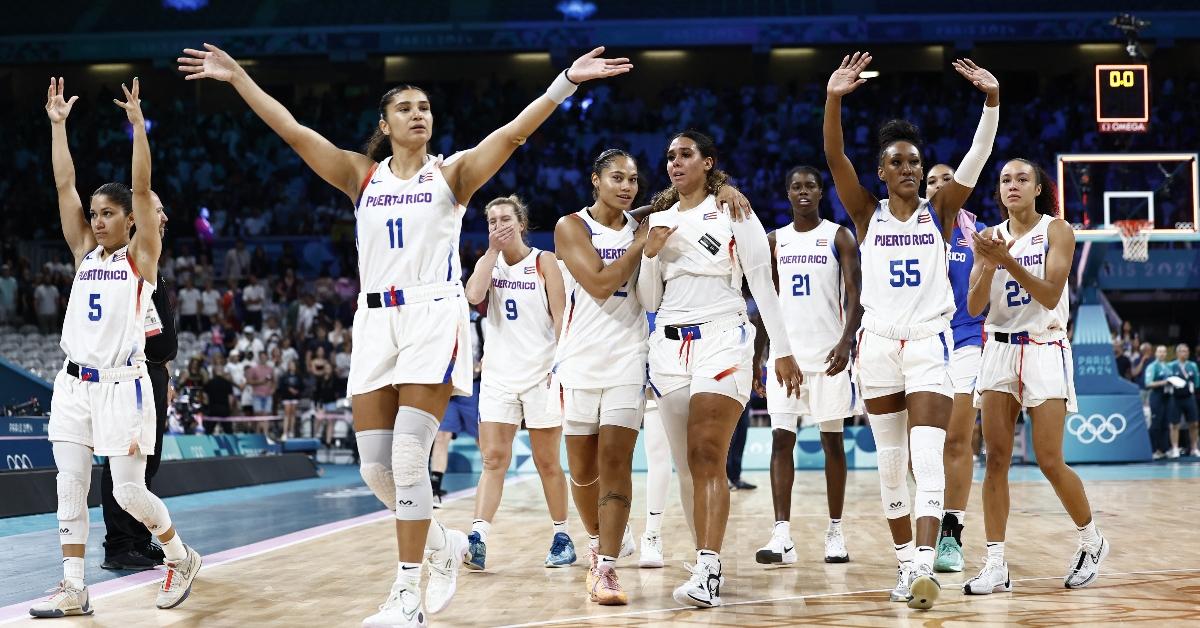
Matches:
[638,533,664,568]
[362,581,426,628]
[907,563,941,610]
[672,561,724,608]
[1064,535,1109,588]
[425,526,470,614]
[619,524,635,559]
[824,527,849,563]
[1168,448,1181,459]
[755,533,797,565]
[889,562,914,602]
[28,582,92,618]
[963,559,1012,595]
[1152,451,1165,460]
[1191,448,1200,458]
[156,545,202,609]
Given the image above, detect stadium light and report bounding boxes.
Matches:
[642,50,686,60]
[163,0,209,10]
[556,0,597,21]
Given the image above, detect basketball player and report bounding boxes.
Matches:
[638,131,803,608]
[924,164,986,573]
[180,43,631,626]
[963,158,1108,594]
[752,165,861,567]
[462,195,573,570]
[823,52,999,610]
[34,78,200,618]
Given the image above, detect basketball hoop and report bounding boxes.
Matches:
[1115,220,1152,262]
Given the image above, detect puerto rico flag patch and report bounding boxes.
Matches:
[703,211,719,220]
[917,213,932,224]
[418,172,435,183]
[524,266,537,274]
[816,238,829,247]
[1031,234,1044,245]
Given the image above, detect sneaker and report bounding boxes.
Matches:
[619,524,635,559]
[934,514,964,573]
[1168,448,1181,459]
[28,582,92,618]
[963,559,1012,595]
[673,561,723,608]
[432,492,443,509]
[545,532,577,568]
[362,581,426,628]
[425,527,470,614]
[588,562,628,605]
[889,562,914,602]
[140,542,166,565]
[1191,448,1200,458]
[156,544,202,609]
[730,478,757,490]
[464,532,486,571]
[755,533,797,565]
[101,548,159,571]
[907,564,941,610]
[824,527,849,563]
[1152,451,1165,460]
[638,532,664,568]
[585,547,599,594]
[1064,535,1109,589]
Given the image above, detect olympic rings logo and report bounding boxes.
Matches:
[5,454,33,470]
[1066,413,1127,445]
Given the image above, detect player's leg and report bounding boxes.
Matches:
[964,390,1017,596]
[467,420,519,571]
[756,418,798,566]
[31,440,94,618]
[864,392,916,603]
[591,394,641,605]
[819,419,850,563]
[936,390,976,573]
[639,398,669,568]
[528,424,574,567]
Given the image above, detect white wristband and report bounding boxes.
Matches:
[545,70,579,104]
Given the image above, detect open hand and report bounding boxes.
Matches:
[178,42,242,82]
[716,186,753,222]
[46,77,79,123]
[566,46,633,83]
[644,225,677,258]
[952,58,999,97]
[827,51,872,97]
[112,78,144,126]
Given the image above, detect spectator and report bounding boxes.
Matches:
[1113,339,1132,380]
[200,277,222,327]
[296,292,321,339]
[279,336,300,374]
[249,245,271,278]
[33,273,60,333]
[328,319,347,348]
[246,352,276,426]
[177,277,203,333]
[235,326,265,362]
[334,336,352,394]
[202,353,236,431]
[309,345,338,444]
[304,325,335,372]
[275,267,300,304]
[1170,343,1200,457]
[1145,345,1175,459]
[279,361,305,440]
[223,238,250,283]
[242,273,266,328]
[1130,342,1153,402]
[0,264,17,324]
[221,278,241,324]
[225,349,252,421]
[261,314,284,349]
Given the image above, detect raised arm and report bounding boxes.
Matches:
[967,227,999,317]
[464,227,515,305]
[540,251,566,340]
[117,79,161,282]
[827,225,863,376]
[442,47,632,204]
[930,59,1000,236]
[45,78,93,265]
[179,43,374,201]
[824,52,878,235]
[555,214,644,300]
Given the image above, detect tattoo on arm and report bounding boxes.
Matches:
[598,492,632,510]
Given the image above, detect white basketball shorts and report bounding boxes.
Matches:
[950,344,983,395]
[767,366,861,431]
[648,317,755,407]
[48,366,157,457]
[479,379,560,429]
[856,328,953,400]
[347,296,473,397]
[975,338,1078,412]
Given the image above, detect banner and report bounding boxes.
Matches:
[1026,394,1151,464]
[0,438,53,470]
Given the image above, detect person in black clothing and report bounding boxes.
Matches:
[203,354,237,419]
[726,405,756,490]
[1113,339,1133,380]
[100,199,178,571]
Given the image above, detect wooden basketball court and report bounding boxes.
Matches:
[6,468,1200,627]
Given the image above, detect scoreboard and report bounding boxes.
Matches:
[1095,64,1149,133]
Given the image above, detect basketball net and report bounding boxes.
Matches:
[1115,220,1152,262]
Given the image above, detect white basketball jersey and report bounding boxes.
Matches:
[61,245,154,368]
[355,154,465,292]
[553,209,648,388]
[859,200,954,338]
[986,215,1069,337]
[771,220,845,370]
[647,195,744,326]
[481,249,555,392]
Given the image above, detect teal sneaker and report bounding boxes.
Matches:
[935,535,964,573]
[544,532,577,567]
[465,532,486,571]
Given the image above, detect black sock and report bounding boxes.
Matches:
[430,471,444,494]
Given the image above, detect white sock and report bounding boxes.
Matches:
[986,541,1005,563]
[946,509,966,527]
[589,534,599,550]
[426,520,447,552]
[397,561,422,587]
[62,557,84,589]
[895,541,915,564]
[161,535,186,562]
[552,520,568,536]
[916,545,935,571]
[472,519,491,543]
[774,520,791,538]
[697,549,720,571]
[645,511,663,536]
[1077,520,1100,547]
[828,519,841,532]
[598,554,616,567]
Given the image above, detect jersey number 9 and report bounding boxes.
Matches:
[505,299,518,320]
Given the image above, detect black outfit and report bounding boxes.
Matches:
[1115,354,1132,380]
[204,376,235,416]
[101,275,177,567]
[726,405,754,489]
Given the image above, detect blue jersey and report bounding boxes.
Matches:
[948,221,986,349]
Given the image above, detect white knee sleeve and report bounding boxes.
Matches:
[112,482,173,536]
[56,471,89,545]
[643,404,671,515]
[358,429,395,511]
[910,426,947,520]
[871,411,911,519]
[655,387,697,546]
[392,407,438,521]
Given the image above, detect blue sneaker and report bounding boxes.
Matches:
[465,532,486,571]
[544,532,577,568]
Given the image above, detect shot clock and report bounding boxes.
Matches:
[1095,64,1149,133]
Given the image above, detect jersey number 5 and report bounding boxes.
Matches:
[888,259,921,287]
[386,217,404,249]
[88,293,102,321]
